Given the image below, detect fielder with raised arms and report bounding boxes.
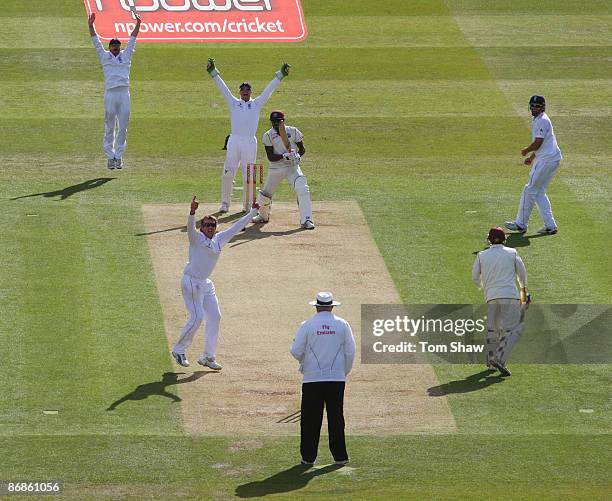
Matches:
[88,12,141,170]
[253,110,314,229]
[206,58,290,213]
[505,95,563,235]
[171,197,258,371]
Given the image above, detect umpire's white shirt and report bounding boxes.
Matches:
[290,311,356,383]
[472,245,527,302]
[532,112,562,162]
[263,126,304,168]
[212,73,281,137]
[92,36,136,90]
[183,209,256,280]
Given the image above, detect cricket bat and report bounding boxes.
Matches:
[278,120,291,152]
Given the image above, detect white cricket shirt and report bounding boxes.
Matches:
[92,36,136,90]
[213,74,281,137]
[262,126,304,168]
[290,311,356,383]
[532,112,562,161]
[183,209,256,280]
[472,244,527,302]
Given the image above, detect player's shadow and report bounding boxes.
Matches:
[10,178,116,201]
[106,371,213,410]
[427,370,504,396]
[229,223,305,248]
[134,212,245,237]
[235,463,343,498]
[472,232,552,253]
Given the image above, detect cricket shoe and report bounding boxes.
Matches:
[334,459,350,466]
[300,460,315,466]
[302,219,315,230]
[115,158,124,170]
[218,203,229,214]
[197,356,222,371]
[490,359,511,377]
[504,221,527,233]
[536,226,557,235]
[252,214,268,224]
[171,351,190,367]
[107,158,115,170]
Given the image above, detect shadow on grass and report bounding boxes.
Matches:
[472,232,553,253]
[229,224,305,248]
[235,464,343,498]
[10,178,116,201]
[106,370,214,410]
[427,370,504,396]
[134,210,245,237]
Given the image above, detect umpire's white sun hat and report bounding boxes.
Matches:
[309,291,341,307]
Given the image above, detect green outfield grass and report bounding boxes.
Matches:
[1,0,610,499]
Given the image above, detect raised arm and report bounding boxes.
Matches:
[131,13,142,37]
[186,196,200,245]
[89,14,106,60]
[254,63,290,105]
[215,207,258,248]
[207,58,236,105]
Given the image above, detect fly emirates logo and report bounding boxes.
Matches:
[85,0,308,42]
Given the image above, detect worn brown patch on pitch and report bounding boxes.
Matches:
[142,202,456,435]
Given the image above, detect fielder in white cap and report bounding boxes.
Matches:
[171,196,258,371]
[290,292,356,466]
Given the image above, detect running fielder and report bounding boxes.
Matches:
[472,227,529,377]
[88,13,141,170]
[505,95,562,235]
[171,197,258,371]
[253,111,314,229]
[206,58,290,213]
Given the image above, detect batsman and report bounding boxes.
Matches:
[253,111,314,229]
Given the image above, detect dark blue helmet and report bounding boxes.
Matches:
[529,95,545,108]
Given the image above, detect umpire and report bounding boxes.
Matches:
[290,292,356,466]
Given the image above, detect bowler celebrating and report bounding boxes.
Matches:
[505,95,563,235]
[89,12,141,170]
[171,197,258,371]
[206,58,290,213]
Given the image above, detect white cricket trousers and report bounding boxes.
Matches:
[103,86,131,160]
[173,275,222,359]
[261,164,313,224]
[516,157,561,229]
[486,299,525,365]
[221,134,257,209]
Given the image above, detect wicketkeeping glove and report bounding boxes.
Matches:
[276,62,291,80]
[207,58,219,77]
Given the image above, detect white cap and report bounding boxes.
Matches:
[308,291,341,307]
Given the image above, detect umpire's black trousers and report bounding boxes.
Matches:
[300,381,348,463]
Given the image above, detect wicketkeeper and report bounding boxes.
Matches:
[253,111,314,229]
[206,58,290,213]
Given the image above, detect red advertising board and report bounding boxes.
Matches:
[84,0,307,43]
